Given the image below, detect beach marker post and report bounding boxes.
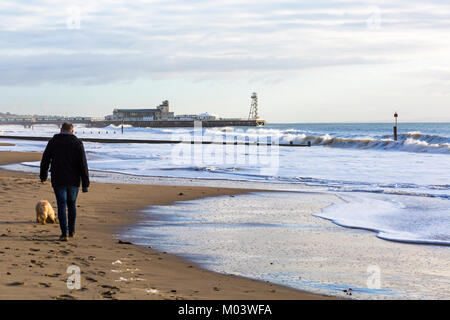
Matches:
[393,112,398,141]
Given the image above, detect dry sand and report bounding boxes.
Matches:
[0,151,333,300]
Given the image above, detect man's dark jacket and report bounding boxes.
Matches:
[40,133,90,189]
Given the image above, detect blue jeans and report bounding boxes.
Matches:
[53,186,79,237]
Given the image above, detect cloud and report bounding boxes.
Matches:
[0,0,450,86]
[0,52,388,86]
[402,69,450,94]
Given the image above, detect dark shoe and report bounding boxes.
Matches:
[59,235,68,242]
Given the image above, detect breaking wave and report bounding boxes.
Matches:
[289,133,450,154]
[201,127,450,154]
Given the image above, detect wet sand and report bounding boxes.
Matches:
[0,151,333,300]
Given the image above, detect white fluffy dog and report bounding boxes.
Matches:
[35,200,56,225]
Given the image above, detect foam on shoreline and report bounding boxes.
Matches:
[122,192,450,299]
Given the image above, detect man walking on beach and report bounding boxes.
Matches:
[40,122,89,241]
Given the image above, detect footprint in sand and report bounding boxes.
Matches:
[101,285,120,291]
[100,291,116,299]
[100,285,120,299]
[45,273,61,278]
[58,249,72,255]
[39,282,51,288]
[53,294,77,300]
[74,257,90,267]
[85,276,98,283]
[30,260,45,268]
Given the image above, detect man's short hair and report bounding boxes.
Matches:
[61,122,73,132]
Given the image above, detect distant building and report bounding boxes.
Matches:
[197,112,217,120]
[66,117,92,122]
[0,114,33,123]
[0,114,91,123]
[112,100,174,121]
[173,114,198,120]
[157,100,173,119]
[173,113,218,121]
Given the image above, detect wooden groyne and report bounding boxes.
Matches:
[0,135,311,147]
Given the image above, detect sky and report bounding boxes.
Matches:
[0,0,449,123]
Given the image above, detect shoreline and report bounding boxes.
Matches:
[0,151,335,300]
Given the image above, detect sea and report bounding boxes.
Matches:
[1,122,449,299]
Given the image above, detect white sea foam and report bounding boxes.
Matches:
[314,193,450,245]
[121,192,450,299]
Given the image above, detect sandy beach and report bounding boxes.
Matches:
[0,151,333,300]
